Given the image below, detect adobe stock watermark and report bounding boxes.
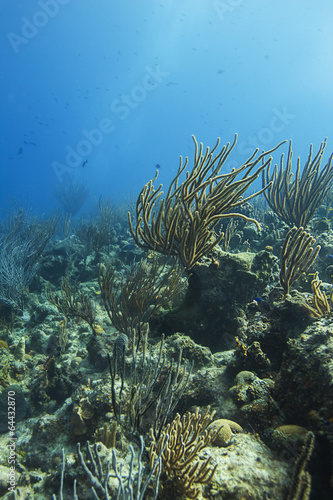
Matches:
[213,0,243,22]
[7,0,71,54]
[52,65,169,182]
[237,106,296,156]
[222,106,296,172]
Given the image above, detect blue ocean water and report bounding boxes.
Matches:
[1,0,332,217]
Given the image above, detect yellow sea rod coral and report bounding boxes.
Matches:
[149,407,218,499]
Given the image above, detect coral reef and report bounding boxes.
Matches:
[2,137,333,499]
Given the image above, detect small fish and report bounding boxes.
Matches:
[254,296,272,314]
[82,160,88,168]
[17,147,23,155]
[156,163,161,169]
